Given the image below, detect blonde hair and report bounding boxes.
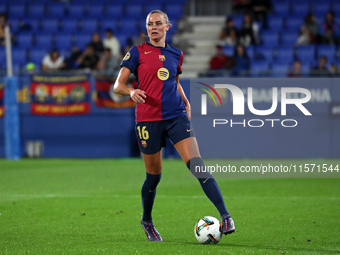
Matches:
[146,10,172,27]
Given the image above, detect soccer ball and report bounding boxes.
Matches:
[194,216,223,244]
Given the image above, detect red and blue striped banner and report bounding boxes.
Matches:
[31,74,90,115]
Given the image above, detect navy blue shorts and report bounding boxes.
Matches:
[135,115,195,154]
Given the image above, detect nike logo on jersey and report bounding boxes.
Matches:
[144,51,152,54]
[187,129,192,132]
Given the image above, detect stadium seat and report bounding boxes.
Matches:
[281,32,298,46]
[74,33,91,50]
[311,1,331,16]
[0,3,7,13]
[9,3,26,18]
[222,46,234,56]
[285,16,303,32]
[105,3,124,18]
[35,34,54,47]
[61,19,79,33]
[165,4,183,19]
[125,3,143,18]
[333,2,340,14]
[86,3,105,18]
[27,3,46,18]
[144,3,163,15]
[251,61,269,77]
[101,19,119,33]
[67,3,85,18]
[29,48,47,64]
[273,1,290,15]
[115,34,128,49]
[12,48,27,65]
[267,16,284,31]
[231,15,243,29]
[40,18,60,32]
[8,19,21,33]
[246,46,254,59]
[276,47,294,64]
[21,18,40,31]
[54,34,74,50]
[255,46,273,62]
[47,2,65,17]
[119,19,138,35]
[16,33,33,48]
[295,46,315,63]
[317,45,337,63]
[291,2,311,16]
[261,32,279,46]
[271,63,289,77]
[80,19,98,33]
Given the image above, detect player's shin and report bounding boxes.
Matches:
[186,157,230,217]
[141,172,161,223]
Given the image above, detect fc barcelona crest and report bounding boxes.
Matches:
[141,141,147,148]
[159,55,165,61]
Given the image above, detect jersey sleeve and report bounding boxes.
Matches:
[120,46,140,73]
[177,51,184,75]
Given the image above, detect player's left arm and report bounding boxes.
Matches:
[176,75,191,120]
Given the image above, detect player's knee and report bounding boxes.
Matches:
[186,157,212,179]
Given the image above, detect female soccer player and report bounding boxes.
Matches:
[114,10,235,241]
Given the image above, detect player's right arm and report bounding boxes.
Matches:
[113,66,146,104]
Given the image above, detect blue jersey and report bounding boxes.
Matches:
[121,42,186,122]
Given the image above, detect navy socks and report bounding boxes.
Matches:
[141,172,161,223]
[187,157,229,217]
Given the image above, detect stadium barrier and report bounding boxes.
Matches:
[0,74,339,158]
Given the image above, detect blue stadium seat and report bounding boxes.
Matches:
[251,61,269,77]
[54,34,74,50]
[144,3,163,15]
[222,46,234,56]
[35,34,54,47]
[231,15,243,29]
[281,32,298,46]
[86,3,104,17]
[105,3,123,18]
[29,48,47,64]
[291,2,311,16]
[333,2,340,14]
[262,32,279,46]
[125,3,143,18]
[285,16,302,31]
[80,19,98,33]
[317,45,336,63]
[165,4,183,19]
[16,33,33,48]
[273,1,290,15]
[271,63,289,77]
[41,18,60,32]
[276,47,294,64]
[119,19,138,35]
[9,3,26,18]
[268,16,284,31]
[295,46,315,63]
[47,2,65,17]
[12,48,27,65]
[255,46,273,62]
[101,19,119,33]
[21,18,40,31]
[246,46,254,59]
[8,19,21,33]
[27,3,46,17]
[61,19,79,33]
[115,34,128,49]
[0,3,8,13]
[74,33,91,50]
[311,1,331,16]
[68,3,85,18]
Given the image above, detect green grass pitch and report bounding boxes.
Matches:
[0,158,339,255]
